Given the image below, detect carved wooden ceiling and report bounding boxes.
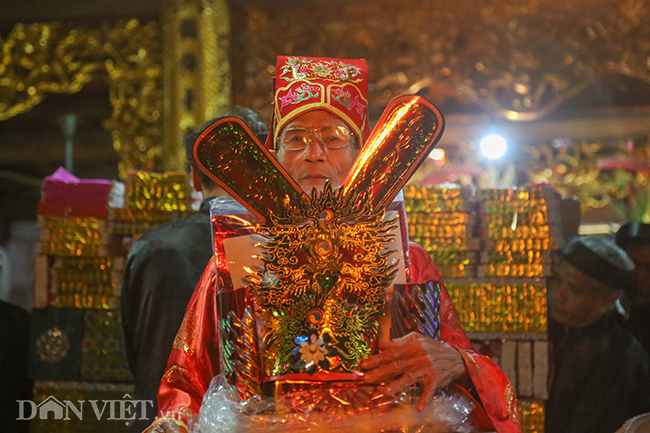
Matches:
[230,0,650,122]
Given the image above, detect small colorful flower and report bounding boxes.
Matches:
[292,328,336,374]
[299,333,327,365]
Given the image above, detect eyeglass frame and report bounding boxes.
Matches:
[278,125,358,152]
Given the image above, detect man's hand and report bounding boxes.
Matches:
[359,332,469,411]
[149,419,187,433]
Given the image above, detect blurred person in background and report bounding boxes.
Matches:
[121,107,267,431]
[546,235,650,433]
[616,222,650,355]
[0,247,32,433]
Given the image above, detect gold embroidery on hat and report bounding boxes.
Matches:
[281,58,364,84]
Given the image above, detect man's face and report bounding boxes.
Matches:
[274,110,359,193]
[549,259,618,328]
[623,244,650,304]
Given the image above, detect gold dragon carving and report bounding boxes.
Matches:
[0,20,164,176]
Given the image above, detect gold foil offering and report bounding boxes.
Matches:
[38,216,107,257]
[446,281,548,333]
[519,400,545,433]
[125,171,192,212]
[405,185,557,332]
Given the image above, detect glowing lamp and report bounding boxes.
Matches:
[480,135,507,159]
[428,149,445,161]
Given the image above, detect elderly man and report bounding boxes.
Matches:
[546,235,650,433]
[146,56,520,433]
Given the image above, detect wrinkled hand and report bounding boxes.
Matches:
[359,332,469,411]
[149,419,187,433]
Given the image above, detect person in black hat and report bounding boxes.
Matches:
[616,222,650,355]
[546,235,650,433]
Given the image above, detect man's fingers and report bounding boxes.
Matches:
[383,369,425,396]
[377,332,422,350]
[362,357,413,383]
[361,338,422,370]
[360,350,395,370]
[415,381,438,412]
[151,420,183,433]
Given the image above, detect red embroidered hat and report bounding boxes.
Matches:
[267,56,370,149]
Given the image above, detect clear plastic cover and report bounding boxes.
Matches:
[209,196,251,216]
[192,374,477,433]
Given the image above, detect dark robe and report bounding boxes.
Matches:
[0,300,32,433]
[546,312,650,433]
[121,197,215,432]
[625,302,650,357]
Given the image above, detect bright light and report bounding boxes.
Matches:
[428,148,445,161]
[480,135,507,159]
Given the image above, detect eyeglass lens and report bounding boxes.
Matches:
[281,126,351,150]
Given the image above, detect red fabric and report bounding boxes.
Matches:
[267,56,370,149]
[152,259,221,426]
[150,245,522,433]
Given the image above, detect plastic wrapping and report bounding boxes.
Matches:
[193,374,477,433]
[209,196,251,217]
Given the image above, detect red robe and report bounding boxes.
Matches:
[145,244,522,433]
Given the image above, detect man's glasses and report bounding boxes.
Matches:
[279,126,354,151]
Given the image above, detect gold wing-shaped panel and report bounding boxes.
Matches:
[193,117,305,223]
[342,96,445,211]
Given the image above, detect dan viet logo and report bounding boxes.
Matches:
[16,394,177,424]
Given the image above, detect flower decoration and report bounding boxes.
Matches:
[292,327,336,375]
[598,157,650,223]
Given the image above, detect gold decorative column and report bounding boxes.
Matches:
[163,0,232,172]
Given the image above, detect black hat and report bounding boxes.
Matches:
[562,236,634,292]
[615,222,650,248]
